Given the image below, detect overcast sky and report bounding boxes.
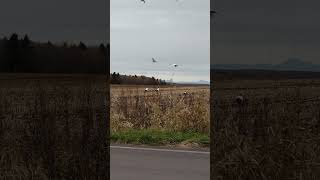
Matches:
[111,0,210,82]
[212,0,320,64]
[0,0,109,45]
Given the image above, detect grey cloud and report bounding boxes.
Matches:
[212,0,320,64]
[0,0,109,44]
[111,0,210,82]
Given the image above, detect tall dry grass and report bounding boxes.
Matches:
[0,75,109,179]
[211,80,320,180]
[111,87,210,134]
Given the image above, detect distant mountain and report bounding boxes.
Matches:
[211,58,320,72]
[175,80,210,85]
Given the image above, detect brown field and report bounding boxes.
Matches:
[111,85,210,133]
[0,74,109,179]
[211,78,320,180]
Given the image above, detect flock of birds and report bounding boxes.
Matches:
[144,57,179,93]
[144,87,188,96]
[147,55,242,104]
[152,58,179,68]
[139,0,217,95]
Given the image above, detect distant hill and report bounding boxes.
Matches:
[211,69,320,80]
[176,80,210,85]
[211,58,320,72]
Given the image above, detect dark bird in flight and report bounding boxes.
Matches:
[141,0,146,3]
[210,10,217,15]
[152,58,157,63]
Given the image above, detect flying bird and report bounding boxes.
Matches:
[171,64,178,67]
[141,0,146,3]
[210,10,217,15]
[152,58,157,63]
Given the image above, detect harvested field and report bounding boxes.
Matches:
[0,73,109,179]
[211,79,320,180]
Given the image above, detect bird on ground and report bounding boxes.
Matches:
[235,95,244,104]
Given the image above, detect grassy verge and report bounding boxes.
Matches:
[111,129,209,147]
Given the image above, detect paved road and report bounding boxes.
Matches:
[111,145,210,180]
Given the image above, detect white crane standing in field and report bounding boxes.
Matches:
[144,87,160,93]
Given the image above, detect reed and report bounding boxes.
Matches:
[111,86,210,134]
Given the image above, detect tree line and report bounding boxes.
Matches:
[111,72,167,85]
[0,33,109,73]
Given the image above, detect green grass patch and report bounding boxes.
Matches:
[111,129,209,147]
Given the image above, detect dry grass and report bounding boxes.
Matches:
[0,74,109,179]
[211,79,320,180]
[111,85,210,134]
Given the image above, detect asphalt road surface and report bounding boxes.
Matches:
[111,145,210,180]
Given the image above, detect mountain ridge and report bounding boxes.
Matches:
[175,80,210,85]
[211,58,320,72]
